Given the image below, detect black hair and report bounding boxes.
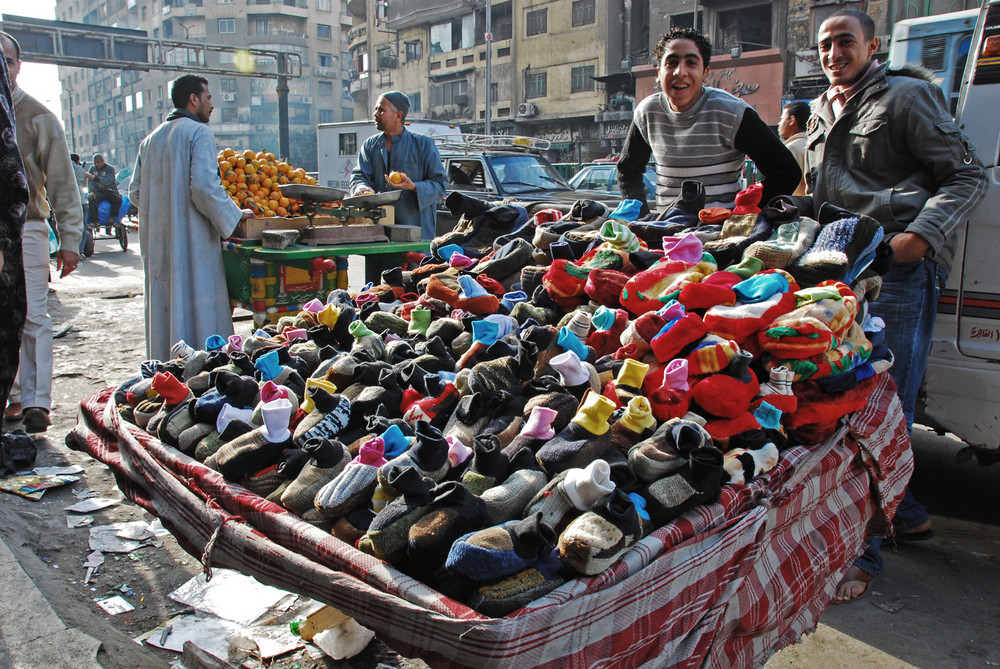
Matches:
[826,10,876,41]
[171,75,209,109]
[783,101,810,132]
[0,31,20,61]
[653,27,712,69]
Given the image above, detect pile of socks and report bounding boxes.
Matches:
[112,184,895,617]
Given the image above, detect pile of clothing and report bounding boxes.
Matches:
[113,181,892,617]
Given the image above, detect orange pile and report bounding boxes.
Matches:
[218,148,318,218]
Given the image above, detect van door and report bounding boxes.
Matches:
[952,0,1000,362]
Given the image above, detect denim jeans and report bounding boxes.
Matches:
[853,260,943,577]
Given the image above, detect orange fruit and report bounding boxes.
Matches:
[388,171,407,184]
[219,160,233,172]
[243,150,256,160]
[278,197,289,208]
[275,206,288,216]
[236,157,247,169]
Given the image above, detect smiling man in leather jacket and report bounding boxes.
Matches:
[802,10,987,604]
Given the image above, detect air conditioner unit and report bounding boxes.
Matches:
[517,102,538,117]
[222,93,236,102]
[301,96,313,104]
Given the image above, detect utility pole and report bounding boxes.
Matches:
[484,0,492,135]
[62,83,76,153]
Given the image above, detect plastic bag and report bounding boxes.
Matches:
[1,429,38,476]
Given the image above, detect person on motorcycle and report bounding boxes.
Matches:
[85,154,122,232]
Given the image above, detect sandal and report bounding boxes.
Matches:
[834,565,875,604]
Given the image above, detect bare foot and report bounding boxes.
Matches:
[895,518,934,541]
[834,565,874,604]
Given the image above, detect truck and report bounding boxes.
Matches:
[316,119,462,192]
[893,0,1000,463]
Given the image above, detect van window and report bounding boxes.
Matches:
[339,133,357,156]
[448,159,487,190]
[950,35,972,115]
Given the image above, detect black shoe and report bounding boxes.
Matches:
[22,408,51,434]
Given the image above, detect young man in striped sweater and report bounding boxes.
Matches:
[618,28,801,216]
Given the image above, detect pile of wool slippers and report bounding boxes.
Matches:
[112,182,894,617]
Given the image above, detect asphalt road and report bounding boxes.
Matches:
[2,230,997,668]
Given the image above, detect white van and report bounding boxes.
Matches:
[316,119,462,191]
[887,8,978,114]
[914,0,1000,462]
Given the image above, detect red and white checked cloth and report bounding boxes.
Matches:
[67,372,910,668]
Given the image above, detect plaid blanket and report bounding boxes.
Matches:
[66,372,910,668]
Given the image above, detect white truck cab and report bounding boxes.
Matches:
[908,0,1000,463]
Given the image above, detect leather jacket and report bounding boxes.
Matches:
[804,64,986,270]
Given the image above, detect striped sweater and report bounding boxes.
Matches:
[632,88,749,209]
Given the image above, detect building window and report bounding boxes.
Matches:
[221,78,237,92]
[526,8,547,37]
[572,0,595,27]
[255,19,268,35]
[220,52,236,64]
[377,46,397,69]
[319,109,334,122]
[342,107,354,121]
[475,2,512,43]
[433,79,468,106]
[670,11,703,30]
[339,132,357,156]
[218,18,236,34]
[317,0,331,9]
[163,19,173,38]
[318,80,334,97]
[317,23,332,40]
[221,108,238,122]
[218,0,233,3]
[430,15,475,54]
[525,71,546,98]
[409,92,421,112]
[571,65,595,92]
[405,40,422,62]
[318,53,334,67]
[716,4,772,54]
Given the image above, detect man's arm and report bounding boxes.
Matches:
[34,113,83,271]
[897,84,987,263]
[618,122,653,213]
[734,109,802,204]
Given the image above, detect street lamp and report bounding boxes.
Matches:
[62,81,76,153]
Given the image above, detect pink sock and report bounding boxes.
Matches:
[521,406,557,440]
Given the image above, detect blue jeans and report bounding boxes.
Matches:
[853,260,943,577]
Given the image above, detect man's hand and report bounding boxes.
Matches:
[352,184,376,196]
[890,232,931,264]
[57,250,80,278]
[239,208,257,222]
[384,173,416,191]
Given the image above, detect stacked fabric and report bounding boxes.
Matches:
[113,182,894,617]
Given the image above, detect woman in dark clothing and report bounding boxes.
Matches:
[0,52,29,427]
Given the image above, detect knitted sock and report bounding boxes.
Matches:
[332,506,377,547]
[177,421,216,455]
[480,448,548,525]
[686,336,741,376]
[465,339,537,396]
[586,307,629,358]
[541,259,589,306]
[378,420,451,493]
[442,392,491,446]
[703,270,798,345]
[407,481,489,570]
[503,406,558,456]
[649,313,709,364]
[583,268,630,308]
[603,358,649,407]
[557,489,643,575]
[403,381,459,429]
[549,350,600,400]
[292,387,352,447]
[158,400,198,448]
[690,350,758,419]
[313,437,387,518]
[647,359,692,422]
[535,390,616,475]
[280,437,352,514]
[792,215,883,286]
[193,416,253,462]
[644,445,725,525]
[658,180,705,226]
[205,398,293,481]
[446,513,557,582]
[744,217,821,270]
[609,397,656,454]
[631,414,711,476]
[722,434,780,485]
[460,435,510,495]
[757,282,859,359]
[366,466,437,560]
[523,459,615,536]
[467,564,565,618]
[678,270,741,311]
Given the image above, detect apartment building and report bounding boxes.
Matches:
[53,0,356,172]
[347,0,649,163]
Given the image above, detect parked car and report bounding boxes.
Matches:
[568,162,657,201]
[435,135,620,234]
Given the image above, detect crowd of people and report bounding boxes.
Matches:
[0,11,988,622]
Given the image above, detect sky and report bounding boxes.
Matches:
[1,0,64,125]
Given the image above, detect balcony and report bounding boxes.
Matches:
[346,0,365,19]
[313,65,338,78]
[246,0,309,18]
[348,24,367,47]
[349,76,366,95]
